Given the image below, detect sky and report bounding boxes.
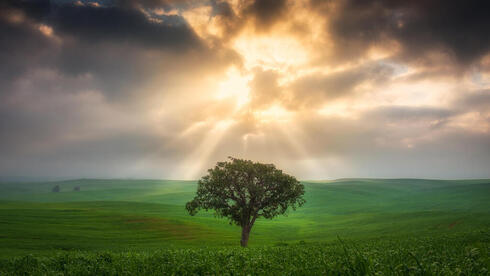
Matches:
[0,0,489,180]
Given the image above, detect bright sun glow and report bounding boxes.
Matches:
[214,119,235,131]
[178,2,477,179]
[233,34,310,73]
[254,104,292,123]
[215,67,252,110]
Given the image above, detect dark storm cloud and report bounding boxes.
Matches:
[0,0,211,98]
[117,0,171,9]
[208,0,290,39]
[316,0,490,66]
[0,5,55,89]
[1,0,51,21]
[245,0,287,30]
[3,0,201,49]
[50,3,200,49]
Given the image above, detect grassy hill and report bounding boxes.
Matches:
[0,178,489,257]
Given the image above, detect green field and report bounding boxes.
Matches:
[0,179,489,274]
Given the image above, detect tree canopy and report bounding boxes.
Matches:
[186,157,305,246]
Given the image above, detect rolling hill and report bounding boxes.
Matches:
[0,178,488,257]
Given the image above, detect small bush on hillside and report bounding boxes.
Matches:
[52,185,60,193]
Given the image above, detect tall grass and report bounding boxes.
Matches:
[1,232,488,275]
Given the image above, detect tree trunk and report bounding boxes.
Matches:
[240,225,251,247]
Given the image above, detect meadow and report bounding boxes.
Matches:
[0,178,489,274]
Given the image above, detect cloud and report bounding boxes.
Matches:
[0,0,239,178]
[1,0,240,99]
[0,5,56,89]
[0,0,489,180]
[366,105,457,123]
[287,62,394,109]
[249,68,281,108]
[458,89,490,110]
[50,3,201,49]
[244,0,288,31]
[318,0,490,66]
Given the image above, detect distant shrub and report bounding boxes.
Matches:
[74,186,80,191]
[52,185,60,193]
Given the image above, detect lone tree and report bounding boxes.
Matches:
[52,185,60,193]
[186,157,305,247]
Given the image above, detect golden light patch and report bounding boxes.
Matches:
[181,6,221,41]
[317,102,358,119]
[88,2,101,8]
[232,32,310,72]
[253,104,292,124]
[214,118,236,131]
[38,24,53,37]
[214,67,252,110]
[153,8,179,16]
[366,40,401,61]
